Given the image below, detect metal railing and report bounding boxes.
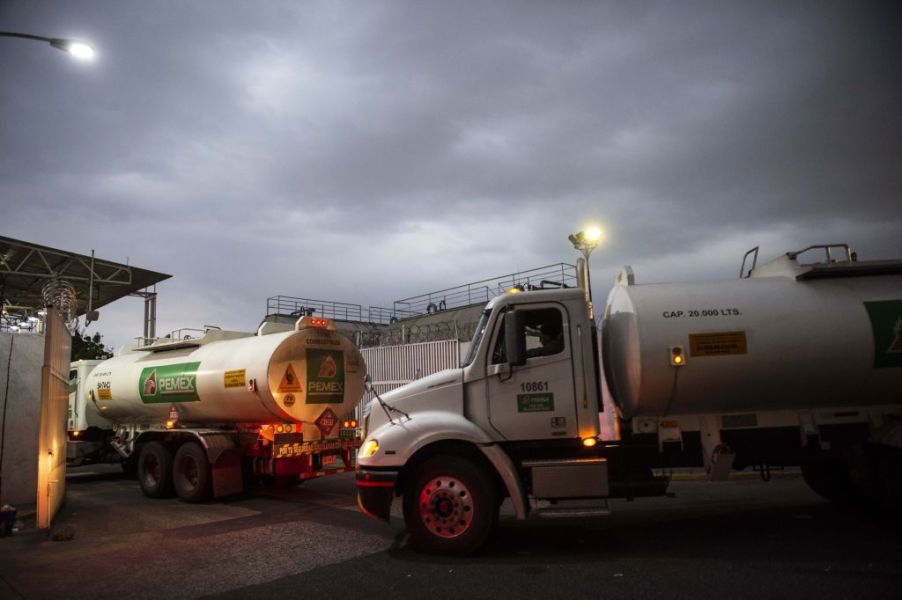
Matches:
[266,263,578,327]
[266,296,368,322]
[393,263,577,316]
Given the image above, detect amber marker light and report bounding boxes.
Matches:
[582,437,598,448]
[360,439,379,458]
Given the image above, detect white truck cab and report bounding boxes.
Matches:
[357,288,620,554]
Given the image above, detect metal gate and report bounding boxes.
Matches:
[36,309,70,529]
[360,339,460,404]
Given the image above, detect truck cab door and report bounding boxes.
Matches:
[485,303,578,440]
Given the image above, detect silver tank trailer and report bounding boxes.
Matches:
[85,321,366,437]
[602,249,902,419]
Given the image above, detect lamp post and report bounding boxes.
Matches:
[568,226,603,314]
[0,31,95,60]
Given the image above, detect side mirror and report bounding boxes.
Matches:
[364,374,373,393]
[505,309,527,367]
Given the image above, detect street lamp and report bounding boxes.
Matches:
[0,31,95,60]
[568,226,603,315]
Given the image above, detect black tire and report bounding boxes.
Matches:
[403,456,497,555]
[173,442,212,503]
[801,459,857,503]
[137,441,174,498]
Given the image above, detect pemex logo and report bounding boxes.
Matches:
[306,349,344,404]
[865,300,902,369]
[890,319,902,354]
[139,362,201,403]
[318,355,337,378]
[144,369,157,396]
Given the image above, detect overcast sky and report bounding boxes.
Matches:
[2,1,901,350]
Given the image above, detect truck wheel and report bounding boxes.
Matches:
[403,456,497,555]
[138,441,174,498]
[801,459,856,503]
[173,443,212,503]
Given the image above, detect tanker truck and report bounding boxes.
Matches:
[356,243,902,554]
[69,315,365,502]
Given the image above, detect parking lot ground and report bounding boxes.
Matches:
[1,465,900,600]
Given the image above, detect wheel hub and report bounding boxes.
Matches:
[418,476,474,539]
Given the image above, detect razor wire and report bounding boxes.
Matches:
[41,278,78,331]
[354,318,479,348]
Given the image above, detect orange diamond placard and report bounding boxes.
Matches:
[315,407,339,437]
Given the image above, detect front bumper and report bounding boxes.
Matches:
[356,468,399,523]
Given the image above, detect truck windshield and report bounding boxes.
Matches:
[461,309,491,367]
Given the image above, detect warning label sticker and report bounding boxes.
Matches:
[97,381,112,401]
[278,364,301,392]
[223,369,246,388]
[689,331,748,357]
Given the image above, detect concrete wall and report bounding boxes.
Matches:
[0,332,45,507]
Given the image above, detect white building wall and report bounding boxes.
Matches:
[0,332,45,507]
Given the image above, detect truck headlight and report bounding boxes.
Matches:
[359,439,379,458]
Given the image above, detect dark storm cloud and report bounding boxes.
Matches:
[1,1,901,347]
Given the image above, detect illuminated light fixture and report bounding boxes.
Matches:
[584,226,603,243]
[296,316,335,331]
[582,437,598,448]
[53,39,95,60]
[568,224,605,309]
[670,346,685,367]
[164,419,176,430]
[72,430,81,438]
[350,420,357,428]
[506,286,523,294]
[343,420,350,428]
[275,424,285,433]
[0,32,96,60]
[360,439,379,458]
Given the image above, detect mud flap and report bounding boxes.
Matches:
[211,447,245,498]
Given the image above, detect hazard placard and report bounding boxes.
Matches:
[278,363,301,392]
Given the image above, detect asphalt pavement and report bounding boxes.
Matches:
[0,465,900,600]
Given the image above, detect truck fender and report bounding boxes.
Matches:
[478,444,528,520]
[363,410,528,519]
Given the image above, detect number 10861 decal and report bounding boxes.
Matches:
[521,381,549,392]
